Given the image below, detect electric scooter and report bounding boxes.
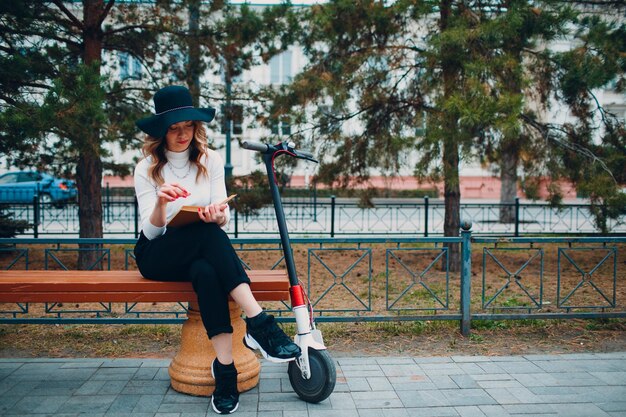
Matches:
[241,140,336,403]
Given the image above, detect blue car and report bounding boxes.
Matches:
[0,171,78,205]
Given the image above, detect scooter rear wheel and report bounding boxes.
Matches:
[288,348,336,403]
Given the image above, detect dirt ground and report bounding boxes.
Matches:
[0,241,625,358]
[0,318,624,359]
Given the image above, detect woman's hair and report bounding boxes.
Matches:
[141,121,209,185]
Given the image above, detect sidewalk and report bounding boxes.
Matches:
[0,353,625,417]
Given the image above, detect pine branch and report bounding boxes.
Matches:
[103,24,158,37]
[50,0,84,30]
[520,113,617,183]
[98,0,115,27]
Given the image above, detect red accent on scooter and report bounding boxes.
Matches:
[290,285,306,307]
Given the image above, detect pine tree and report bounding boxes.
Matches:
[271,0,625,270]
[0,0,166,268]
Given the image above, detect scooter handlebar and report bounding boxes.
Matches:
[295,149,315,159]
[242,140,318,163]
[242,141,270,153]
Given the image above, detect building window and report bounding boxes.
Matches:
[319,105,341,135]
[271,118,291,136]
[269,50,292,84]
[119,52,142,80]
[221,105,243,135]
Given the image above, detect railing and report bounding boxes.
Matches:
[2,196,625,237]
[1,226,624,335]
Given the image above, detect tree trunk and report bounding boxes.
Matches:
[187,0,201,106]
[443,135,461,272]
[77,0,105,270]
[440,0,461,272]
[499,140,519,223]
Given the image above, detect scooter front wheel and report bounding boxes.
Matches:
[288,348,336,403]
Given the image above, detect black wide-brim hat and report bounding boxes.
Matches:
[136,85,216,139]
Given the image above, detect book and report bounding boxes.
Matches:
[167,194,237,228]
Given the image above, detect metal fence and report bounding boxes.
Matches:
[2,196,625,237]
[1,227,624,335]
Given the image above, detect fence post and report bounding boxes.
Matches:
[32,195,39,238]
[330,195,336,238]
[105,182,110,224]
[460,220,472,336]
[313,182,317,222]
[234,207,239,238]
[133,197,139,239]
[514,197,520,237]
[424,195,429,237]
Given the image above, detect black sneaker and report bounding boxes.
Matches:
[211,359,239,414]
[243,312,301,362]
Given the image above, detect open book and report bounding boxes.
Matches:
[167,195,237,228]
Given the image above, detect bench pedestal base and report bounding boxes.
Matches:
[168,301,260,396]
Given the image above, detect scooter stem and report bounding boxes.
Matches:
[262,151,300,289]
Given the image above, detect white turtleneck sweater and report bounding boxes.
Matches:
[134,148,230,240]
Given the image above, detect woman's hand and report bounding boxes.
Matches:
[198,203,228,226]
[156,182,190,205]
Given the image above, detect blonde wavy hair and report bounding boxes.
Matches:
[141,120,209,185]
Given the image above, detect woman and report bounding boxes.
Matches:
[133,85,300,415]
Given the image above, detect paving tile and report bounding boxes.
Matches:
[455,405,487,417]
[458,363,487,375]
[91,368,138,381]
[477,380,523,389]
[124,380,171,395]
[440,388,498,406]
[141,359,171,368]
[57,395,117,413]
[106,394,142,413]
[591,372,626,385]
[101,359,144,368]
[484,388,521,405]
[157,402,209,413]
[381,364,424,378]
[132,394,166,413]
[309,410,360,417]
[451,374,481,389]
[420,363,466,375]
[60,361,104,368]
[452,356,496,363]
[413,357,454,364]
[376,357,416,365]
[367,376,394,391]
[398,390,452,407]
[76,380,108,396]
[132,367,159,380]
[259,377,282,393]
[328,392,356,409]
[542,402,612,417]
[7,394,70,414]
[430,375,460,389]
[352,391,402,408]
[598,402,626,412]
[99,380,130,395]
[359,409,410,417]
[503,404,557,414]
[346,377,372,392]
[404,406,460,416]
[492,361,544,374]
[1,353,625,417]
[479,405,512,417]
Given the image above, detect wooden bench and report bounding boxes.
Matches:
[0,269,290,396]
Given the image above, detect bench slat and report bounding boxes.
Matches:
[0,270,290,303]
[0,291,289,303]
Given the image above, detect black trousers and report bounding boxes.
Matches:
[134,222,250,338]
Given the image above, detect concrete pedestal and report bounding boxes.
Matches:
[168,301,260,396]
